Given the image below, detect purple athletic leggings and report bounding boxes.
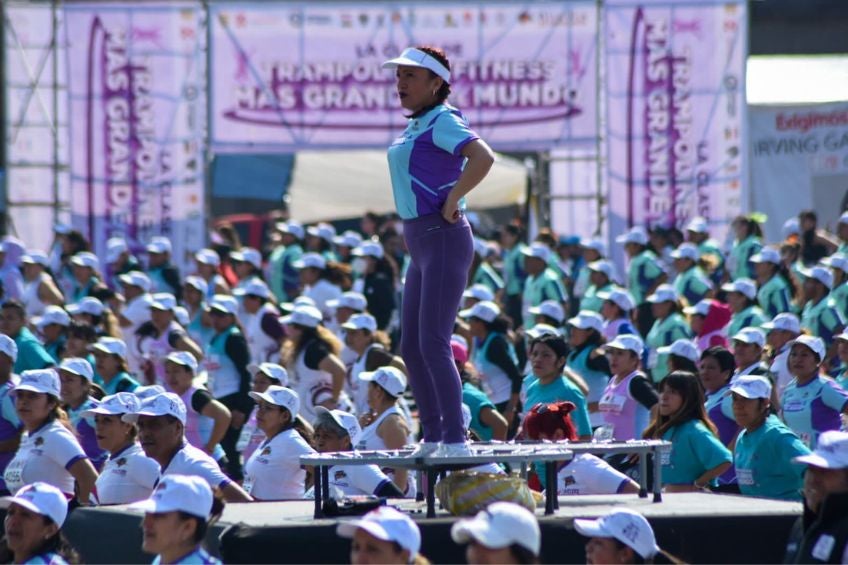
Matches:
[401,212,473,444]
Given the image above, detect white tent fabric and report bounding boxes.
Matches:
[747,55,848,105]
[287,151,526,223]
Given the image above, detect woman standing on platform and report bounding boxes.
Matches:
[382,46,494,458]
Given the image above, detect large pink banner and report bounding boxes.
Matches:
[210,3,598,151]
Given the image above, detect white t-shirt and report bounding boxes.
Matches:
[162,441,231,491]
[95,443,160,505]
[553,453,631,496]
[327,463,392,496]
[304,280,342,321]
[5,421,87,495]
[243,428,315,500]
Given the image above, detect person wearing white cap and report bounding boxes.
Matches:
[578,260,616,314]
[470,239,505,299]
[333,230,364,265]
[698,346,741,489]
[5,369,98,503]
[58,357,107,469]
[565,312,612,428]
[193,248,230,300]
[305,223,338,261]
[312,407,404,499]
[575,508,664,564]
[343,313,407,417]
[20,251,63,319]
[163,352,231,465]
[80,392,159,505]
[684,298,732,353]
[572,238,607,306]
[657,339,700,375]
[644,285,691,383]
[0,482,79,564]
[91,336,141,395]
[337,505,427,565]
[136,293,203,387]
[763,313,802,395]
[451,501,541,564]
[116,270,154,374]
[685,216,725,283]
[596,288,637,342]
[780,336,848,450]
[728,214,765,282]
[106,236,140,278]
[202,294,253,480]
[824,253,848,321]
[33,305,71,364]
[358,367,416,496]
[751,246,796,319]
[229,246,264,296]
[68,251,107,304]
[182,275,214,348]
[461,283,496,309]
[0,335,21,494]
[238,364,294,465]
[329,291,370,363]
[352,241,398,332]
[520,243,567,330]
[671,243,713,308]
[233,280,284,365]
[800,265,846,347]
[293,252,344,322]
[731,375,811,500]
[131,474,224,565]
[124,392,251,503]
[268,222,304,303]
[729,328,769,384]
[460,301,522,425]
[618,227,667,336]
[598,335,659,441]
[145,236,181,298]
[721,278,768,338]
[499,225,529,327]
[243,386,315,500]
[784,430,848,564]
[0,301,54,373]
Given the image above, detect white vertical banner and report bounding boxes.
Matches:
[64,3,206,268]
[604,0,746,264]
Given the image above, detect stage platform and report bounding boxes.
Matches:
[62,492,801,563]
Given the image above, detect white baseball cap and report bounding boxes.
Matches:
[459,300,500,323]
[839,211,848,226]
[823,253,848,273]
[750,247,781,265]
[657,339,699,362]
[307,223,337,243]
[122,392,187,425]
[452,502,541,556]
[174,306,189,327]
[616,226,649,246]
[15,369,60,397]
[81,392,141,418]
[567,311,604,333]
[352,241,384,260]
[58,358,94,382]
[230,247,262,269]
[794,430,848,469]
[249,385,300,416]
[134,384,166,400]
[521,242,552,263]
[327,291,368,312]
[233,279,271,300]
[463,284,495,302]
[91,337,128,359]
[341,313,378,333]
[280,304,323,328]
[790,335,826,361]
[146,236,172,255]
[70,251,99,270]
[118,271,152,292]
[646,284,678,304]
[526,324,561,340]
[588,260,615,280]
[280,296,317,312]
[184,275,209,296]
[730,375,772,400]
[670,243,699,262]
[106,237,127,264]
[276,221,305,240]
[0,335,18,362]
[66,297,105,317]
[761,313,801,334]
[247,363,289,385]
[574,509,659,560]
[598,288,636,312]
[150,293,177,312]
[683,298,712,317]
[685,216,709,234]
[337,506,422,558]
[33,305,70,329]
[20,250,49,267]
[801,265,834,289]
[333,230,364,248]
[836,332,848,343]
[529,300,565,324]
[165,351,198,372]
[293,252,327,270]
[382,46,451,84]
[721,278,757,300]
[208,294,239,316]
[581,238,607,256]
[129,474,213,519]
[314,407,362,446]
[359,366,407,397]
[732,328,766,348]
[783,218,801,238]
[606,334,645,357]
[0,482,69,527]
[194,248,221,267]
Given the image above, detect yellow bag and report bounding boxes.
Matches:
[435,471,541,516]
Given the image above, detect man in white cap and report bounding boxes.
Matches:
[800,265,845,350]
[145,236,181,298]
[784,431,848,564]
[0,335,22,493]
[0,301,54,373]
[452,501,541,564]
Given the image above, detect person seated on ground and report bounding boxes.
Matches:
[311,407,403,498]
[123,392,251,503]
[130,474,224,565]
[575,508,680,564]
[0,482,80,565]
[524,401,638,496]
[451,501,541,565]
[337,506,429,565]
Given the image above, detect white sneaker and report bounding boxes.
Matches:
[429,442,472,459]
[406,441,440,458]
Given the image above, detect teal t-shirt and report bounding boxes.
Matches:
[472,263,505,294]
[95,371,140,396]
[503,244,527,296]
[831,281,848,321]
[628,250,664,304]
[757,274,793,319]
[462,381,496,441]
[674,266,712,307]
[522,374,592,438]
[729,235,762,281]
[580,283,614,313]
[733,414,810,500]
[728,305,767,337]
[522,268,566,328]
[660,420,732,485]
[780,376,848,449]
[801,295,846,344]
[645,313,691,382]
[13,327,55,373]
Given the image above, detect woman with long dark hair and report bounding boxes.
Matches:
[382,45,494,458]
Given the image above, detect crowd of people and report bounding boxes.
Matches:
[0,206,843,562]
